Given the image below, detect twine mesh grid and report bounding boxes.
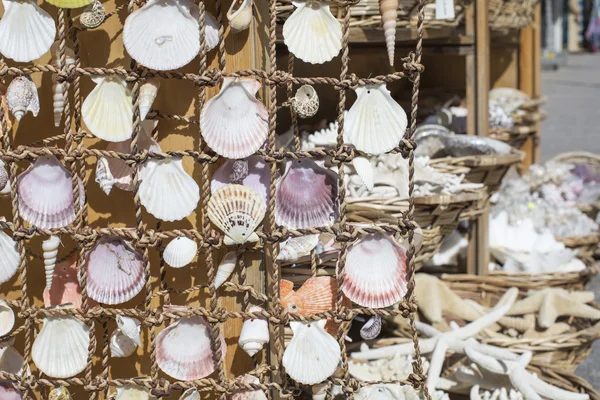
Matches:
[0,0,427,398]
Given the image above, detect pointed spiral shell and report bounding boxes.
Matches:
[379,0,398,66]
[42,235,61,290]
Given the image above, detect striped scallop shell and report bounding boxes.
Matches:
[163,237,197,268]
[0,230,19,285]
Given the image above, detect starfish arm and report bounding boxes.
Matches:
[427,337,449,394]
[416,320,442,337]
[465,346,512,375]
[455,300,514,340]
[467,341,521,362]
[506,291,545,316]
[470,385,483,400]
[527,372,590,400]
[349,337,436,360]
[509,370,543,400]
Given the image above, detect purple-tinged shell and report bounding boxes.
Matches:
[212,155,270,207]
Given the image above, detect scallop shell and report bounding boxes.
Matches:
[276,234,320,262]
[42,235,61,290]
[48,386,71,400]
[163,237,197,268]
[0,0,56,62]
[341,233,408,308]
[110,328,137,358]
[6,76,40,121]
[139,158,200,222]
[280,276,337,316]
[0,381,22,400]
[228,0,253,32]
[211,155,271,207]
[0,161,8,192]
[345,84,408,155]
[32,313,91,378]
[359,315,382,340]
[95,157,115,195]
[207,184,265,245]
[352,156,375,191]
[230,375,268,400]
[139,79,160,120]
[291,85,319,119]
[215,251,237,289]
[0,230,19,285]
[200,78,268,159]
[123,0,219,71]
[179,388,200,400]
[282,0,342,64]
[50,43,76,127]
[82,76,133,142]
[17,156,86,229]
[45,0,94,8]
[282,320,341,385]
[86,237,145,305]
[238,306,269,357]
[0,300,14,337]
[275,159,338,229]
[156,315,226,381]
[379,0,398,66]
[0,342,24,376]
[116,385,156,400]
[80,0,105,29]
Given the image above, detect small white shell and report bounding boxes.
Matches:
[32,313,91,378]
[110,328,137,358]
[227,0,253,32]
[0,230,19,285]
[283,0,342,64]
[291,85,319,118]
[139,79,160,121]
[6,76,40,121]
[179,388,200,400]
[80,0,105,29]
[42,235,61,290]
[215,251,237,289]
[116,385,156,400]
[345,84,408,155]
[282,320,341,385]
[139,158,200,222]
[163,237,197,268]
[83,76,133,142]
[95,157,115,196]
[352,156,375,191]
[0,300,15,337]
[117,315,142,346]
[276,234,320,262]
[50,43,76,128]
[0,342,24,376]
[48,386,71,400]
[238,306,269,357]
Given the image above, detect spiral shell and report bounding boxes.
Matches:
[95,157,115,196]
[6,76,39,121]
[80,0,105,29]
[43,235,61,290]
[215,251,237,289]
[50,43,75,128]
[291,85,319,118]
[379,0,398,66]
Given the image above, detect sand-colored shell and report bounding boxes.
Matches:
[95,157,115,195]
[86,237,145,305]
[0,0,56,62]
[379,0,398,66]
[283,0,342,64]
[156,315,226,381]
[229,375,268,400]
[179,388,200,400]
[17,156,86,229]
[42,235,61,290]
[6,76,39,121]
[282,320,341,384]
[276,234,319,262]
[80,0,105,29]
[275,159,338,229]
[50,42,76,127]
[201,78,268,159]
[116,385,156,400]
[0,229,19,285]
[228,0,253,32]
[48,386,71,400]
[291,85,319,118]
[32,312,90,378]
[0,342,24,376]
[139,79,160,120]
[238,306,269,357]
[123,0,219,71]
[211,156,271,207]
[345,84,408,155]
[215,251,237,289]
[82,76,133,142]
[0,300,15,337]
[207,185,266,245]
[139,158,199,222]
[342,233,408,308]
[163,237,197,268]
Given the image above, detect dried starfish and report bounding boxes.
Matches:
[471,385,524,400]
[415,274,482,323]
[506,288,600,328]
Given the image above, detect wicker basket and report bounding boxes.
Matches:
[556,233,600,258]
[488,0,541,30]
[490,97,548,149]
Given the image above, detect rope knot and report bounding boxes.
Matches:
[407,372,426,389]
[269,70,289,86]
[151,379,172,397]
[336,226,357,243]
[0,62,8,77]
[331,145,354,164]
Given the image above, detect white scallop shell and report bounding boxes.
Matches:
[17,156,86,229]
[0,342,24,376]
[342,233,408,308]
[282,320,341,385]
[238,306,269,357]
[291,85,319,118]
[95,157,115,195]
[227,0,253,32]
[163,237,197,268]
[276,234,319,262]
[201,78,268,159]
[215,251,237,289]
[0,0,56,63]
[116,385,156,400]
[352,156,375,191]
[123,0,219,71]
[0,300,15,337]
[0,162,8,192]
[6,76,39,121]
[42,235,61,290]
[282,0,342,64]
[32,313,91,378]
[207,185,265,245]
[82,76,133,142]
[139,79,160,120]
[117,315,142,346]
[345,84,408,155]
[0,230,19,285]
[110,328,137,358]
[230,375,268,400]
[139,158,200,222]
[179,388,200,400]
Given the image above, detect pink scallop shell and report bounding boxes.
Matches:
[156,315,226,381]
[0,381,21,400]
[275,159,338,229]
[211,155,271,207]
[85,237,145,305]
[43,254,97,310]
[341,233,408,308]
[17,156,85,229]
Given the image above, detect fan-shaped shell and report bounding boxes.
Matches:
[139,158,199,222]
[45,0,94,8]
[116,385,156,400]
[280,276,337,316]
[282,0,342,64]
[163,237,197,268]
[341,233,408,308]
[0,0,56,63]
[123,0,219,71]
[0,343,24,376]
[227,0,253,32]
[0,381,22,400]
[276,234,319,262]
[32,314,90,378]
[211,156,271,207]
[238,306,269,357]
[0,230,19,285]
[291,85,319,118]
[82,76,133,142]
[0,300,14,337]
[345,84,408,155]
[86,237,145,305]
[110,328,137,358]
[0,161,8,192]
[200,78,268,159]
[275,159,338,229]
[156,315,226,381]
[215,251,237,289]
[207,185,266,245]
[282,320,341,385]
[6,76,39,121]
[17,156,85,229]
[230,375,268,400]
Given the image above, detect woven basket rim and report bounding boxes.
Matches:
[428,148,525,168]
